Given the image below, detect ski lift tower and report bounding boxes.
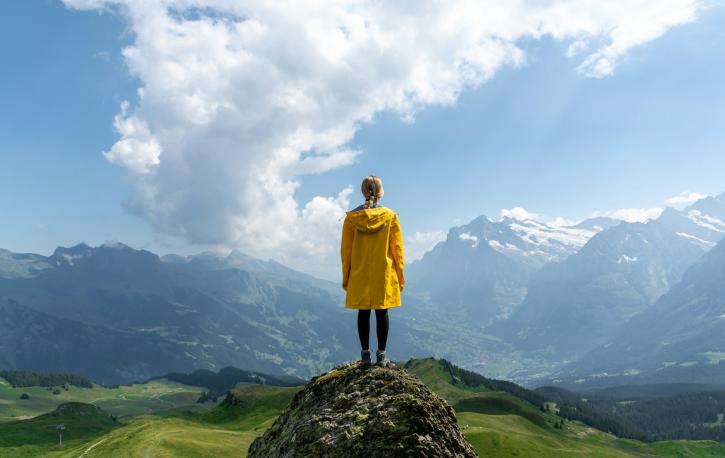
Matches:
[56,424,65,447]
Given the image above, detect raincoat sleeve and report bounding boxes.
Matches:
[341,215,354,290]
[390,213,405,290]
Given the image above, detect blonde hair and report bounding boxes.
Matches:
[361,175,384,209]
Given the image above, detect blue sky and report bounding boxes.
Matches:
[303,12,725,233]
[2,1,725,275]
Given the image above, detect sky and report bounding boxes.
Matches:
[2,0,725,279]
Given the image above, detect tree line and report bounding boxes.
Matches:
[157,366,305,401]
[537,386,725,443]
[434,358,547,408]
[428,358,725,443]
[0,370,93,388]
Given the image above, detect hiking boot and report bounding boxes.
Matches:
[360,349,372,366]
[376,349,393,367]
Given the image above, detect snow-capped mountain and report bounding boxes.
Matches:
[657,195,725,249]
[406,214,617,324]
[560,234,725,386]
[494,192,725,364]
[481,216,618,269]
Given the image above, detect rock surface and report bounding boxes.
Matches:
[248,360,478,458]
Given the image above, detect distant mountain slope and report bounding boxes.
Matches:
[0,249,53,279]
[561,234,725,385]
[493,193,725,363]
[406,215,614,323]
[158,366,304,400]
[0,243,427,384]
[171,249,340,296]
[0,300,190,384]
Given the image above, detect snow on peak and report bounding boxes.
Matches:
[52,243,94,266]
[616,254,639,264]
[687,210,725,233]
[441,210,611,267]
[508,220,596,250]
[488,240,521,252]
[488,239,504,251]
[497,208,610,253]
[459,232,479,248]
[676,232,717,248]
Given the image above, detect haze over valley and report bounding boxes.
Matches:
[3,191,724,389]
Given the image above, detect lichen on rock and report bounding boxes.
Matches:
[248,360,478,458]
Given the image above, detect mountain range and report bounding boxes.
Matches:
[2,191,725,387]
[557,232,725,386]
[406,215,618,324]
[492,193,725,364]
[0,243,431,384]
[406,191,725,382]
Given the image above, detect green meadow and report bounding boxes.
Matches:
[0,376,210,422]
[2,359,725,457]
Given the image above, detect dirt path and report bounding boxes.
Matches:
[77,437,109,457]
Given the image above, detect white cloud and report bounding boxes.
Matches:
[566,39,590,58]
[406,231,447,262]
[665,191,709,205]
[593,208,663,223]
[63,0,705,276]
[500,207,543,221]
[103,101,162,174]
[92,50,111,61]
[502,207,582,228]
[572,1,704,77]
[547,216,579,227]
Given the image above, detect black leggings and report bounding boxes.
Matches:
[357,309,389,351]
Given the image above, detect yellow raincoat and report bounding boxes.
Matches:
[341,207,405,309]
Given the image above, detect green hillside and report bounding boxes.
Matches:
[0,402,118,458]
[405,358,725,457]
[2,358,725,457]
[202,385,300,430]
[0,375,210,422]
[55,416,256,458]
[51,384,297,458]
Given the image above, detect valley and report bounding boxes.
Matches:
[3,359,725,457]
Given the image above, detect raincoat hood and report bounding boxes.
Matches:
[345,207,395,233]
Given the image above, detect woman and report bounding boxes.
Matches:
[341,175,405,367]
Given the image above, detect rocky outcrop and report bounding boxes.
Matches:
[248,360,478,458]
